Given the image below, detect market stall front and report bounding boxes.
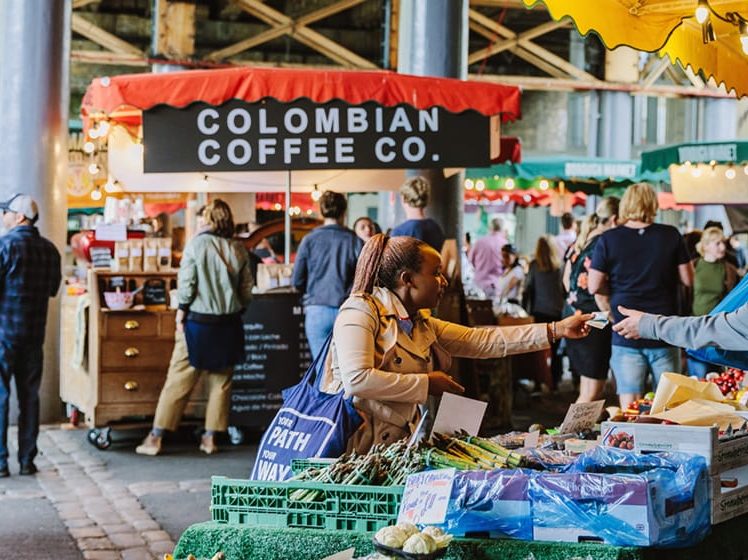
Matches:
[72,66,523,444]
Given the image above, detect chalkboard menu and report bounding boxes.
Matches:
[230,292,311,427]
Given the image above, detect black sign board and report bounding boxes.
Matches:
[143,278,167,306]
[143,98,494,172]
[230,292,311,428]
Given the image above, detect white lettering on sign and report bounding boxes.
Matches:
[227,108,251,134]
[254,460,291,481]
[197,108,219,135]
[284,108,309,134]
[564,162,637,179]
[259,109,278,134]
[284,138,302,164]
[419,107,439,132]
[348,108,368,133]
[258,138,277,164]
[198,139,220,166]
[390,107,413,132]
[227,138,252,165]
[315,108,340,134]
[336,137,355,163]
[375,137,397,162]
[678,144,738,163]
[309,138,329,164]
[403,137,426,162]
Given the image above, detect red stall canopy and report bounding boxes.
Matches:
[82,66,521,128]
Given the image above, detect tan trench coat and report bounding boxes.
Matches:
[321,287,550,453]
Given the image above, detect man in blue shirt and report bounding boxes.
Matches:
[0,194,61,477]
[293,191,363,369]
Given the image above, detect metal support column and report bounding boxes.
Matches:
[379,0,468,242]
[0,0,71,423]
[596,48,637,160]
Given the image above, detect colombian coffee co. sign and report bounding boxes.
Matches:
[143,98,496,172]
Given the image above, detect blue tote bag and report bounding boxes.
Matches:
[687,274,748,370]
[250,334,363,481]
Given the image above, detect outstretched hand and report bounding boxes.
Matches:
[612,306,645,339]
[557,312,594,339]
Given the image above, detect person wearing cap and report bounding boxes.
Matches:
[0,194,61,477]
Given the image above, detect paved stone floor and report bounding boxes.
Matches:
[0,426,256,560]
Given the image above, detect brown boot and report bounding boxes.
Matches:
[199,434,218,455]
[135,434,162,456]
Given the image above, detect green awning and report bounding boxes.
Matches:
[641,141,748,172]
[466,157,667,195]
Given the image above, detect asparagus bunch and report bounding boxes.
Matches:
[427,432,526,470]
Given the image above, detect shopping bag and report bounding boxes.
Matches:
[250,333,362,481]
[687,274,748,370]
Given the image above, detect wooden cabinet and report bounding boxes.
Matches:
[60,270,207,440]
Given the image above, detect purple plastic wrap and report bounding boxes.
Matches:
[531,446,711,547]
[435,469,532,539]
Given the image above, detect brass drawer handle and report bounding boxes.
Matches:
[124,347,140,358]
[124,320,140,330]
[124,380,139,391]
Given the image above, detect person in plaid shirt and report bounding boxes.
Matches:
[0,194,61,478]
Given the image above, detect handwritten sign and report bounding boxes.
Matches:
[559,400,605,434]
[431,393,487,439]
[397,468,455,525]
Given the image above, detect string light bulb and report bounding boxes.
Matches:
[476,180,486,191]
[539,179,550,190]
[726,167,737,180]
[505,178,515,190]
[83,141,95,154]
[90,187,102,201]
[201,175,209,188]
[740,20,748,54]
[464,179,474,190]
[88,163,100,175]
[311,185,322,201]
[695,0,709,24]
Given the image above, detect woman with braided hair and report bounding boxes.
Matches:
[320,234,593,454]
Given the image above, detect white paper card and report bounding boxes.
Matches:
[431,393,487,439]
[320,548,355,560]
[524,430,540,449]
[559,400,605,434]
[95,223,127,242]
[398,468,456,525]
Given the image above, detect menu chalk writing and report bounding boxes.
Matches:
[559,400,605,434]
[397,468,456,526]
[230,293,311,427]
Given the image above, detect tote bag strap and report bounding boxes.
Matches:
[301,331,334,387]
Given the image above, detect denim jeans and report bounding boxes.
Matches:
[610,345,681,395]
[688,356,719,378]
[0,341,44,467]
[304,305,339,388]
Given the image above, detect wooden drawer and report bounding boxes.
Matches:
[100,340,174,369]
[100,372,165,404]
[102,313,159,338]
[161,313,177,336]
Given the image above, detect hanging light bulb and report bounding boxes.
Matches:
[695,0,709,24]
[740,20,748,55]
[88,162,100,175]
[692,166,702,178]
[89,128,100,139]
[684,161,692,169]
[83,141,95,154]
[523,194,532,203]
[743,165,748,175]
[97,121,110,137]
[726,167,737,180]
[505,178,515,190]
[104,178,119,193]
[274,202,282,211]
[464,179,474,190]
[311,185,322,201]
[201,175,209,189]
[539,179,550,190]
[476,179,486,191]
[90,187,102,201]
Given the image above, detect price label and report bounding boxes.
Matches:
[397,468,455,525]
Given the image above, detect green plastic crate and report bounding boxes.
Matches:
[211,476,404,532]
[290,458,337,476]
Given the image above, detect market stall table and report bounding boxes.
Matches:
[173,514,748,560]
